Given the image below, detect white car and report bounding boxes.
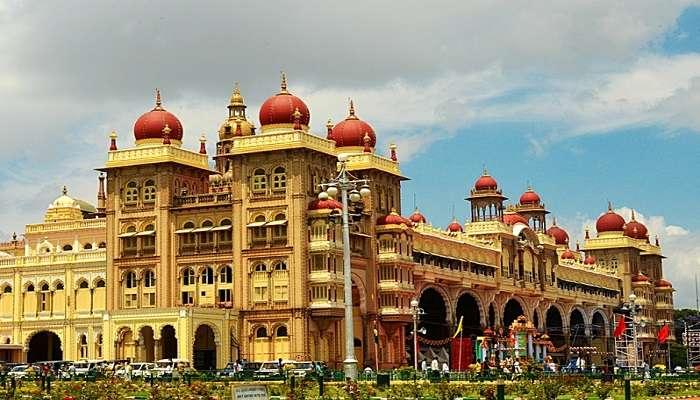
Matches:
[71,360,106,377]
[114,362,155,379]
[152,358,192,377]
[257,360,294,377]
[8,365,39,379]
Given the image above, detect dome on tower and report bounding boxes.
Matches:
[624,210,648,240]
[329,100,376,148]
[447,219,463,232]
[583,255,595,265]
[474,169,498,191]
[655,279,672,288]
[308,198,343,211]
[409,208,427,224]
[219,83,254,139]
[519,187,541,205]
[377,209,413,227]
[632,273,649,283]
[133,89,184,145]
[259,73,310,133]
[503,212,528,225]
[596,203,626,233]
[561,249,575,259]
[546,220,569,245]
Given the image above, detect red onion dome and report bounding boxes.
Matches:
[447,219,463,232]
[474,168,498,190]
[546,220,569,245]
[133,89,184,144]
[583,255,595,265]
[409,208,427,224]
[330,100,376,148]
[377,209,412,227]
[631,273,649,282]
[519,187,541,205]
[259,73,310,132]
[596,202,626,233]
[561,249,575,259]
[503,213,528,225]
[308,198,342,211]
[624,210,648,239]
[655,279,672,288]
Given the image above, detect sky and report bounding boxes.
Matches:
[0,1,699,308]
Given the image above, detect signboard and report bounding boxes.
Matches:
[232,385,269,400]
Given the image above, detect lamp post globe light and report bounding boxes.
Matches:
[318,154,370,380]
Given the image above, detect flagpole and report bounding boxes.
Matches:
[458,328,464,371]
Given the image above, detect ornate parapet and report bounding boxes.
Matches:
[105,144,210,171]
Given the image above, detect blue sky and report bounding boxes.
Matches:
[0,1,699,307]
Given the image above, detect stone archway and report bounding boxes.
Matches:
[138,326,155,362]
[161,325,177,360]
[569,308,586,347]
[487,303,497,328]
[116,327,135,361]
[503,298,525,329]
[591,311,608,365]
[193,324,217,371]
[27,331,62,363]
[418,287,449,340]
[545,306,565,348]
[455,291,482,336]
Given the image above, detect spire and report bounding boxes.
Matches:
[585,226,590,239]
[607,201,613,212]
[279,71,288,94]
[363,132,371,153]
[655,235,660,246]
[109,131,118,151]
[62,186,68,196]
[97,174,106,215]
[199,133,207,154]
[154,88,163,110]
[326,119,334,140]
[229,82,245,107]
[348,99,357,119]
[631,209,636,221]
[576,240,580,251]
[482,165,489,176]
[390,143,397,161]
[162,123,171,145]
[292,107,302,130]
[552,216,558,226]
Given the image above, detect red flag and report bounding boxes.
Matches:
[658,324,670,344]
[613,315,626,338]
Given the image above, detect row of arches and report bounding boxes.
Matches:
[1,277,105,294]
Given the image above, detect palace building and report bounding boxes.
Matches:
[0,75,675,369]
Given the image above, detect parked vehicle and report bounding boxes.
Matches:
[152,359,192,377]
[217,362,238,377]
[289,361,314,377]
[114,362,155,379]
[8,365,39,380]
[257,360,294,377]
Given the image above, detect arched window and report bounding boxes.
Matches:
[142,224,156,252]
[271,213,287,242]
[252,169,267,194]
[125,181,139,204]
[200,220,214,245]
[125,272,137,289]
[220,266,233,283]
[98,242,106,249]
[55,282,64,290]
[26,284,34,292]
[41,283,49,291]
[122,226,137,254]
[62,244,73,252]
[254,264,267,272]
[77,280,88,289]
[144,270,155,287]
[143,179,157,203]
[3,286,11,294]
[182,221,196,246]
[183,268,195,286]
[256,327,268,338]
[276,325,288,337]
[219,219,232,243]
[201,267,214,285]
[83,243,93,250]
[95,279,105,288]
[272,166,286,191]
[274,262,287,271]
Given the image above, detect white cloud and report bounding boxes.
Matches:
[562,207,700,309]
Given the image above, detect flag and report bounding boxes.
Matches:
[373,328,379,344]
[452,316,464,339]
[613,315,626,338]
[658,324,670,344]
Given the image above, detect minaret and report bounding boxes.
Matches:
[467,167,507,222]
[97,174,106,217]
[516,185,549,232]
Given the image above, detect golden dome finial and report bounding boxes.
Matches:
[348,99,357,119]
[154,88,163,110]
[234,81,240,95]
[229,82,245,106]
[482,165,489,176]
[552,216,557,226]
[280,71,288,94]
[62,185,68,196]
[607,201,613,211]
[631,209,636,221]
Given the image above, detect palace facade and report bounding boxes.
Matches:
[0,75,675,369]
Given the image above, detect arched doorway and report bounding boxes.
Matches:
[117,328,135,361]
[27,331,62,363]
[193,325,216,371]
[161,325,177,360]
[139,326,155,362]
[503,299,524,329]
[545,306,565,360]
[351,280,365,368]
[418,288,449,340]
[488,303,496,328]
[569,309,586,347]
[455,292,482,336]
[591,311,608,365]
[533,310,540,330]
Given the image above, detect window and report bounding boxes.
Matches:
[143,179,156,203]
[125,181,139,204]
[125,293,138,308]
[273,262,289,301]
[144,270,155,287]
[200,220,214,245]
[201,267,214,285]
[181,291,194,305]
[276,326,288,337]
[41,283,49,291]
[253,264,268,302]
[95,279,105,288]
[251,215,267,244]
[271,213,287,242]
[220,266,233,283]
[26,284,34,292]
[256,327,268,338]
[83,243,92,250]
[182,268,195,286]
[98,242,106,249]
[125,272,137,289]
[122,226,137,254]
[182,222,196,246]
[218,289,232,302]
[142,224,156,251]
[145,292,156,306]
[274,262,287,271]
[62,245,73,252]
[272,166,286,191]
[79,280,89,289]
[219,219,232,243]
[252,169,267,193]
[2,286,11,294]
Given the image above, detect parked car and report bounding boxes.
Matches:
[114,362,155,379]
[71,360,106,377]
[257,360,294,377]
[8,365,39,380]
[217,362,238,377]
[289,361,314,377]
[152,359,193,377]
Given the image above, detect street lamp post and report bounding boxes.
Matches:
[410,298,424,373]
[628,293,641,375]
[318,154,371,381]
